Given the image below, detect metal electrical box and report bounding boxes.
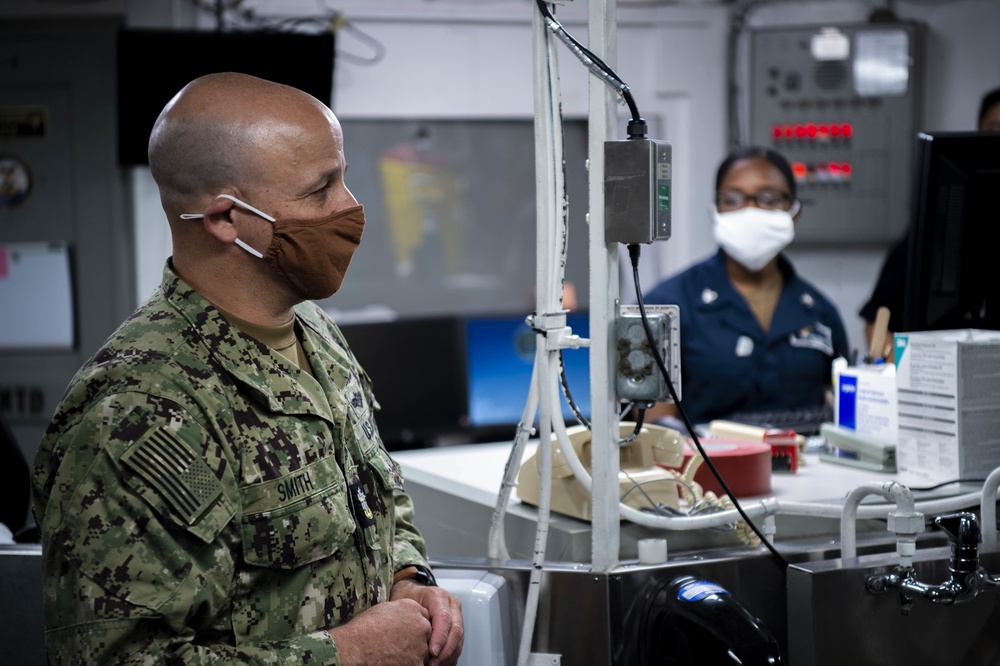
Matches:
[748,22,924,245]
[615,304,681,404]
[604,139,672,244]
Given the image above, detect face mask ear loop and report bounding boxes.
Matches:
[215,194,277,222]
[180,195,274,259]
[180,195,276,223]
[789,199,802,217]
[234,238,265,259]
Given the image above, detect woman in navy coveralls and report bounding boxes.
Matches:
[643,146,849,426]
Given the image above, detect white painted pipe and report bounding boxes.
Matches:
[840,482,917,563]
[981,467,1000,552]
[487,359,539,561]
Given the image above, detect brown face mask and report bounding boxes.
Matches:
[181,195,365,301]
[264,204,365,301]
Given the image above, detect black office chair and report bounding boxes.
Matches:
[0,413,33,539]
[0,413,44,664]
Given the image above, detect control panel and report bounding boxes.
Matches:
[748,22,924,244]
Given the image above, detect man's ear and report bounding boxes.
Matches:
[201,195,238,244]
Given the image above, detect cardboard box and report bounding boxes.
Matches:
[894,329,1000,485]
[834,363,898,444]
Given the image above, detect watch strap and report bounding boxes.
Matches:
[405,564,437,587]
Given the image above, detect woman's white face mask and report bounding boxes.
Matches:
[711,201,800,272]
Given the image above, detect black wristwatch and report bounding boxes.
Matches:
[407,565,437,587]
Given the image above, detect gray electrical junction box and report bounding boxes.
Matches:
[604,139,672,244]
[615,304,681,404]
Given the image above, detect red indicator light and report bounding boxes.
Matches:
[842,162,852,176]
[772,124,783,139]
[807,123,818,138]
[784,124,794,138]
[830,124,842,137]
[842,123,853,138]
[828,162,841,173]
[818,124,830,137]
[792,162,808,179]
[795,124,807,139]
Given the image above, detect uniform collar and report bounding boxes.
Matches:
[160,261,335,422]
[707,248,797,282]
[700,250,821,340]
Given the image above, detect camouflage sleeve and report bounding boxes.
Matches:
[36,393,342,666]
[391,491,432,573]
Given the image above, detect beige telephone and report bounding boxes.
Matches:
[516,422,686,522]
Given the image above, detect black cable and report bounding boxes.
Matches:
[619,409,646,445]
[908,478,987,492]
[532,0,773,553]
[537,2,595,443]
[559,350,648,447]
[726,0,760,148]
[532,0,572,312]
[559,349,591,429]
[535,1,621,84]
[620,472,679,516]
[534,0,773,551]
[187,0,387,65]
[534,0,642,125]
[627,243,789,569]
[214,0,229,31]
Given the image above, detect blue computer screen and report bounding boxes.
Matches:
[466,313,591,427]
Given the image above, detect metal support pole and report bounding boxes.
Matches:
[587,0,621,573]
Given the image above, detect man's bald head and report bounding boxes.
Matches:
[148,72,334,213]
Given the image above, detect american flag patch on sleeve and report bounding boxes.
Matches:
[121,427,223,525]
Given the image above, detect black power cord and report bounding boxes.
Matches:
[533,0,786,567]
[534,0,642,126]
[628,243,789,569]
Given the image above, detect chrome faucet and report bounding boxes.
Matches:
[865,512,1000,614]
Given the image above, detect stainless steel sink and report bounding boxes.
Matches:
[788,547,1000,666]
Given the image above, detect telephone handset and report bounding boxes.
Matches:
[516,422,686,522]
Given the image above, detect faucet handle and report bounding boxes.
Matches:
[934,512,981,575]
[934,512,982,546]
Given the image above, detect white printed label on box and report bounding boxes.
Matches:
[895,330,1000,483]
[835,366,897,442]
[895,336,957,394]
[897,429,960,484]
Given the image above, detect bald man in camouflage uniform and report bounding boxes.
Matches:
[32,72,463,666]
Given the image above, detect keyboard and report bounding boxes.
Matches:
[723,405,833,436]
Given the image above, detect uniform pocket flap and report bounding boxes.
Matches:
[239,456,356,569]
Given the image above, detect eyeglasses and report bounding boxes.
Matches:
[716,189,794,212]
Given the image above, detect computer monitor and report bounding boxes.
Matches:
[339,313,592,449]
[0,412,30,535]
[465,313,591,431]
[116,29,335,165]
[337,317,469,450]
[901,131,1000,333]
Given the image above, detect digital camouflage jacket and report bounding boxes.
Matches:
[32,263,432,665]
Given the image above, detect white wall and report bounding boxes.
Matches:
[5,0,999,357]
[126,1,731,310]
